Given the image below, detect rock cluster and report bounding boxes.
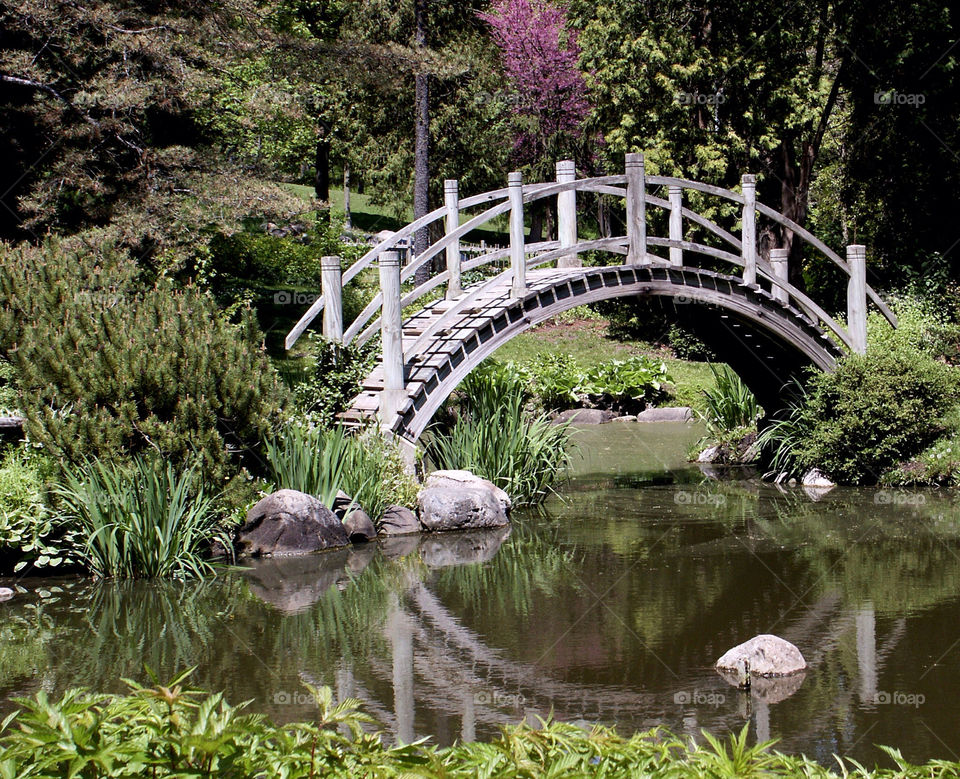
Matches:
[234,470,511,557]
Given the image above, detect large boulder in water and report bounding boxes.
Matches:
[423,469,511,513]
[716,634,807,677]
[418,487,508,531]
[237,489,349,556]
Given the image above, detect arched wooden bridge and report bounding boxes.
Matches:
[286,154,896,443]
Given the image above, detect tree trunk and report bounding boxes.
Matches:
[598,195,612,238]
[413,0,431,285]
[343,164,352,230]
[314,117,330,204]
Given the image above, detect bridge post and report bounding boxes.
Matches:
[378,250,406,426]
[741,174,757,285]
[625,153,647,264]
[508,171,527,297]
[320,256,343,343]
[769,248,790,304]
[556,160,579,268]
[444,179,462,299]
[668,185,683,266]
[847,244,868,354]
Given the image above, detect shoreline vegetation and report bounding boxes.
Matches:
[0,675,955,778]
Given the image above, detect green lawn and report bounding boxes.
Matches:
[282,183,510,244]
[490,312,720,413]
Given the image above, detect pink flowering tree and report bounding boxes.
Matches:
[479,0,591,182]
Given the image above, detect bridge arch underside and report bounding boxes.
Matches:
[392,265,843,443]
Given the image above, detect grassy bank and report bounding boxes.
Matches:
[491,313,719,413]
[0,678,953,778]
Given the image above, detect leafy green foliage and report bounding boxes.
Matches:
[424,364,574,504]
[514,354,672,413]
[796,350,957,484]
[54,457,228,579]
[294,336,380,422]
[2,677,960,776]
[339,427,419,518]
[699,364,761,437]
[0,447,76,575]
[0,239,288,483]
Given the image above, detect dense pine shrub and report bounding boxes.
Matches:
[0,239,288,482]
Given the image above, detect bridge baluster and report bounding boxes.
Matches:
[668,185,683,266]
[769,248,790,303]
[625,152,648,264]
[556,160,579,268]
[378,250,406,426]
[320,255,343,343]
[444,179,462,299]
[846,244,868,354]
[508,171,527,297]
[741,174,757,285]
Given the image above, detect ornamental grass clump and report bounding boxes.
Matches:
[424,364,574,504]
[265,423,417,518]
[55,457,227,579]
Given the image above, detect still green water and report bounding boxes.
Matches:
[4,422,960,768]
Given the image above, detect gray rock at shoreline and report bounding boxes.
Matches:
[551,408,616,425]
[636,406,694,423]
[378,505,421,536]
[802,468,836,488]
[418,487,509,531]
[698,445,721,463]
[343,508,377,542]
[237,489,349,556]
[716,634,807,677]
[423,469,511,513]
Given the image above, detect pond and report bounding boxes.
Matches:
[4,421,960,768]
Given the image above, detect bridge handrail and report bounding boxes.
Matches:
[287,157,894,361]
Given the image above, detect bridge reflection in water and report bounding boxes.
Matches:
[5,457,960,767]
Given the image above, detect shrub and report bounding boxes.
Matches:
[0,447,76,574]
[699,364,761,437]
[581,356,671,411]
[293,336,379,423]
[54,456,227,579]
[3,677,958,777]
[424,366,574,504]
[0,239,288,482]
[339,427,419,518]
[796,349,957,484]
[867,293,960,362]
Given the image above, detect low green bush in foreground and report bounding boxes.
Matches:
[0,675,956,778]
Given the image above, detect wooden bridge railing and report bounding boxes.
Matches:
[285,155,895,409]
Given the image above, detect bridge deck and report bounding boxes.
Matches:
[342,264,841,439]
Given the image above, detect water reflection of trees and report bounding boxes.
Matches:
[6,484,960,763]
